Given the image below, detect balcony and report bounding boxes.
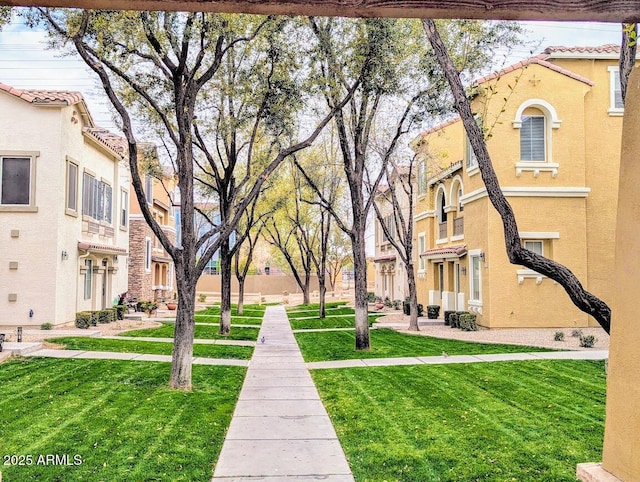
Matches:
[453,217,464,237]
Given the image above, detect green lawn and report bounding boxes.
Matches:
[196,304,266,319]
[289,315,379,330]
[120,323,259,341]
[312,360,606,481]
[295,328,553,362]
[48,337,253,359]
[0,357,245,481]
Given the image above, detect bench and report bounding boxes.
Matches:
[0,333,5,352]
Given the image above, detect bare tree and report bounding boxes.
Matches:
[36,10,359,388]
[373,161,420,330]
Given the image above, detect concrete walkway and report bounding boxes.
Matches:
[211,305,355,482]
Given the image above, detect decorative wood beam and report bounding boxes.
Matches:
[1,0,640,23]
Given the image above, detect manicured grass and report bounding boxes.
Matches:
[286,301,348,313]
[289,315,378,330]
[48,337,253,359]
[0,357,245,481]
[120,322,259,341]
[287,307,357,318]
[312,360,606,481]
[295,328,553,362]
[194,305,265,325]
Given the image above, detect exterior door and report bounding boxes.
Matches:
[454,263,461,309]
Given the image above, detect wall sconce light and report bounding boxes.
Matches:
[479,252,485,262]
[461,267,467,275]
[61,250,69,261]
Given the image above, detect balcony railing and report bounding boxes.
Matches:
[453,217,464,236]
[438,221,447,240]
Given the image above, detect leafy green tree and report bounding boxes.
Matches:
[34,9,355,389]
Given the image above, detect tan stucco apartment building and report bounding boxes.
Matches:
[0,84,129,327]
[413,45,626,329]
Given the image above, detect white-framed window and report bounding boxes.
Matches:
[418,160,427,195]
[120,189,128,228]
[469,250,483,303]
[0,153,37,210]
[84,259,93,300]
[145,175,153,205]
[523,239,544,256]
[520,116,546,162]
[66,159,78,214]
[82,172,113,223]
[608,66,624,114]
[418,233,426,271]
[145,237,152,272]
[465,135,478,170]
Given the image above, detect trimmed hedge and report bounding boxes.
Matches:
[458,312,478,331]
[114,305,126,320]
[444,310,455,326]
[426,305,440,319]
[75,311,92,329]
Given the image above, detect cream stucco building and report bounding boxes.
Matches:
[0,84,129,327]
[413,45,626,329]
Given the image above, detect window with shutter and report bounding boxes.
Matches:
[520,116,545,161]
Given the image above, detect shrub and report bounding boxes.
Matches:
[40,322,52,330]
[426,305,440,319]
[458,312,478,331]
[75,311,92,329]
[97,309,115,324]
[392,299,402,310]
[384,297,392,308]
[417,303,424,317]
[449,312,460,329]
[114,305,126,320]
[198,293,207,303]
[444,310,455,326]
[580,334,597,348]
[367,292,376,303]
[554,331,565,341]
[571,329,583,338]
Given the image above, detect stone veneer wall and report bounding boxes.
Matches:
[128,218,154,301]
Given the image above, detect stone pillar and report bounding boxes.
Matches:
[587,66,640,481]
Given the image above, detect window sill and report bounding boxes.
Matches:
[517,269,547,284]
[467,165,480,177]
[0,205,38,213]
[435,238,448,245]
[451,234,464,242]
[468,300,483,314]
[608,108,624,117]
[515,162,559,178]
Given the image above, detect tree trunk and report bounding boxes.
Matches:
[318,272,327,318]
[170,278,195,390]
[219,239,232,335]
[352,227,370,350]
[237,275,245,315]
[406,261,419,331]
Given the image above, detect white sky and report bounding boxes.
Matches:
[0,16,622,132]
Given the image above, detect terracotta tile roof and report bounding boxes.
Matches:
[83,127,128,158]
[77,241,128,255]
[474,54,595,87]
[419,117,461,137]
[373,254,396,263]
[421,245,467,259]
[543,44,620,54]
[0,82,85,105]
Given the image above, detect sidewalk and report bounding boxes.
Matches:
[211,305,355,482]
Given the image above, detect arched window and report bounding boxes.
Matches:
[449,176,464,214]
[512,99,561,175]
[436,187,447,223]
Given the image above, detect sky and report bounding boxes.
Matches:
[0,16,623,132]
